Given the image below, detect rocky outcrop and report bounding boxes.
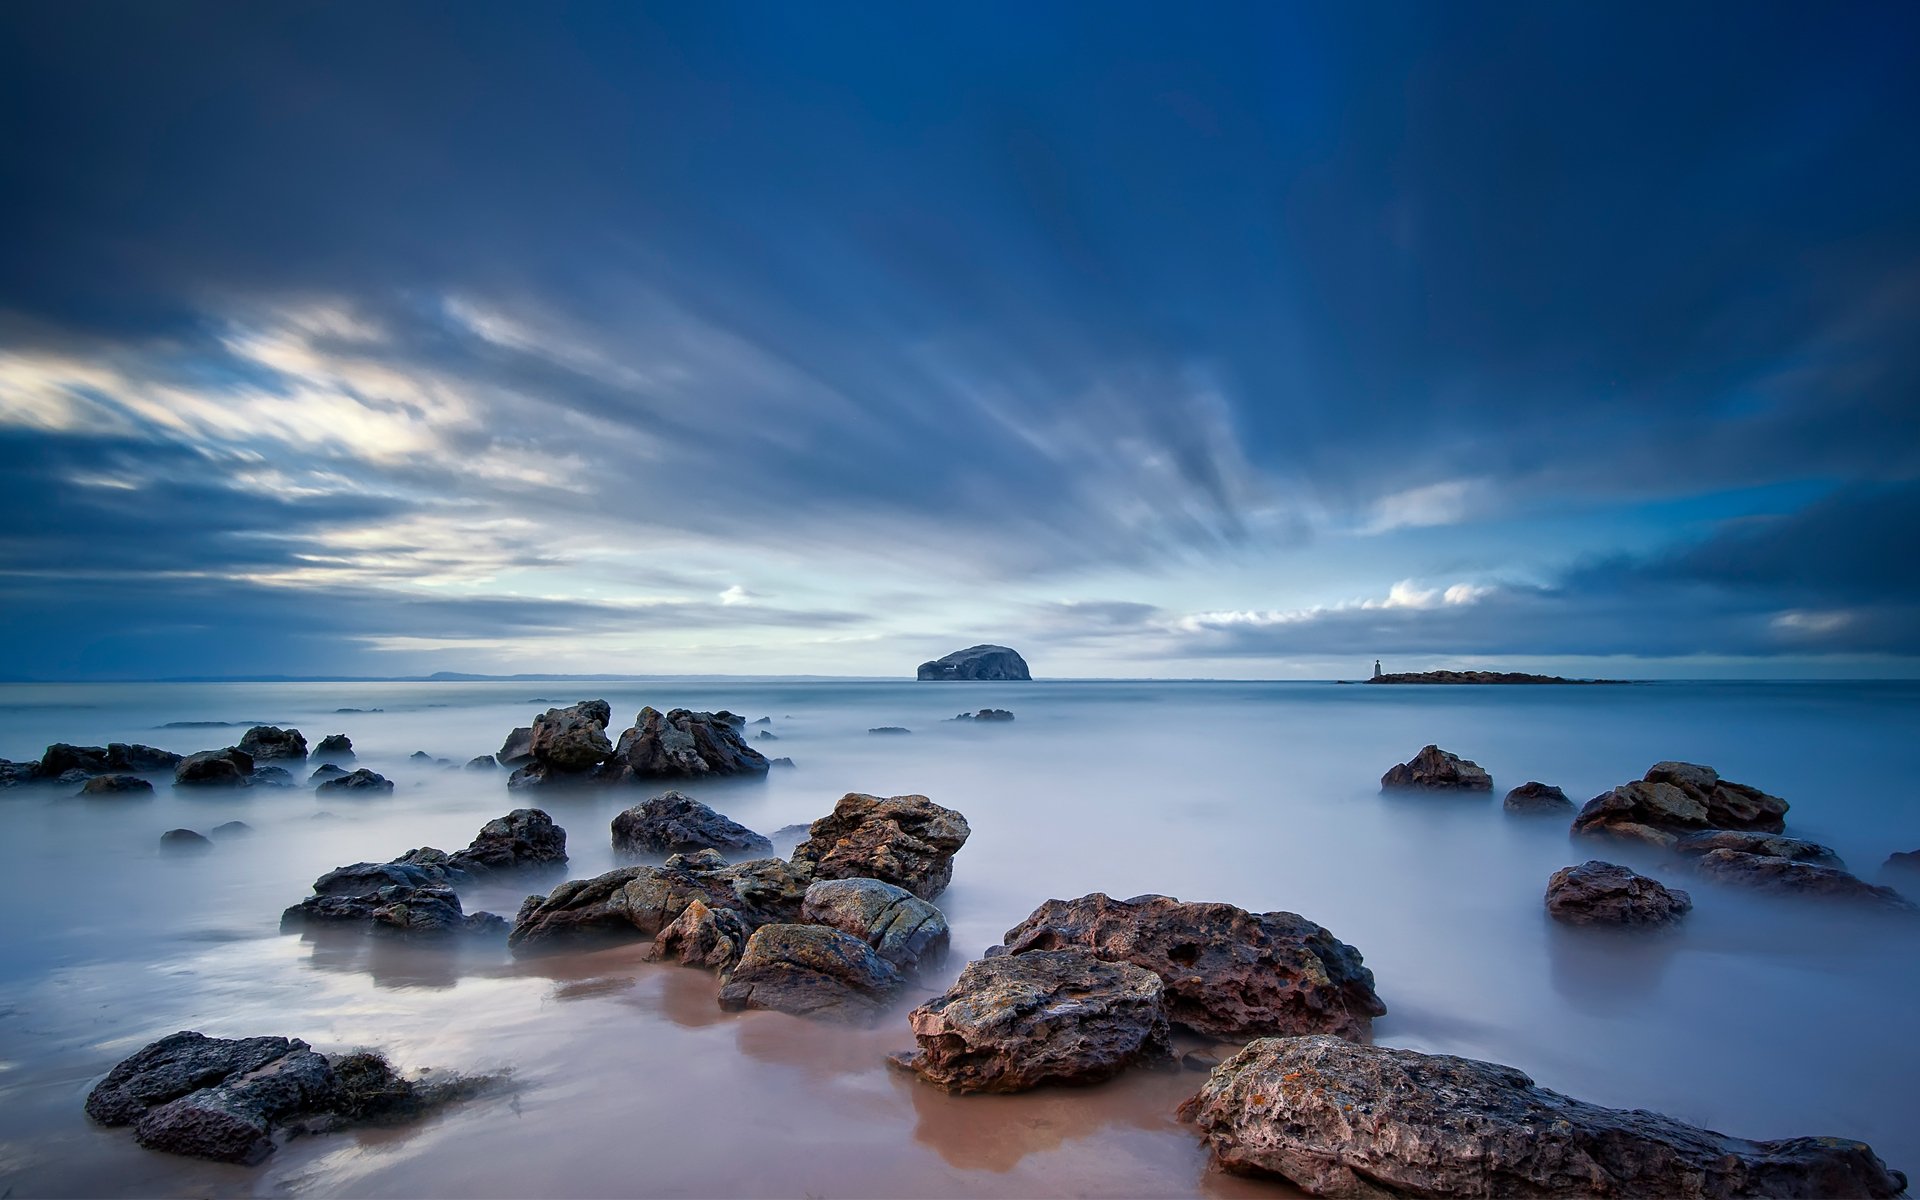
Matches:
[790,793,970,901]
[952,708,1015,721]
[508,850,808,956]
[869,726,911,735]
[608,707,769,780]
[498,726,534,764]
[161,828,213,850]
[716,924,904,1023]
[1380,745,1492,792]
[996,892,1383,1041]
[1180,1035,1906,1198]
[526,700,613,772]
[647,897,753,973]
[1672,830,1841,866]
[916,644,1032,681]
[174,748,253,788]
[449,808,567,875]
[1503,781,1572,814]
[238,725,307,761]
[282,885,506,937]
[314,733,353,760]
[1690,849,1916,912]
[315,768,393,795]
[611,791,771,857]
[800,878,949,972]
[80,774,154,796]
[109,743,184,771]
[1573,763,1788,847]
[892,949,1171,1092]
[40,743,111,776]
[1545,861,1692,927]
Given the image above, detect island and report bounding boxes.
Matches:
[1364,669,1628,685]
[916,645,1032,681]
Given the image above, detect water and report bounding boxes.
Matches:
[1,679,1917,1197]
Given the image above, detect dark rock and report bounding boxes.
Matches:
[997,892,1383,1041]
[716,923,904,1023]
[498,726,534,764]
[161,828,213,850]
[40,743,110,776]
[509,851,809,955]
[646,897,753,973]
[952,708,1015,721]
[315,768,393,795]
[465,754,498,770]
[1181,1034,1906,1199]
[770,757,795,768]
[312,858,455,897]
[238,726,307,761]
[86,1031,303,1126]
[1181,1049,1222,1072]
[174,748,253,788]
[250,765,294,787]
[756,730,778,741]
[107,743,184,771]
[80,774,154,796]
[0,758,41,787]
[609,706,769,779]
[916,644,1032,681]
[310,764,349,783]
[800,877,949,972]
[1545,861,1692,927]
[1503,781,1572,813]
[1646,760,1788,830]
[409,750,433,761]
[282,884,504,938]
[869,726,911,735]
[448,808,567,875]
[790,792,971,901]
[54,767,91,785]
[752,716,771,725]
[612,791,771,858]
[527,700,614,772]
[1380,744,1492,792]
[1573,763,1789,847]
[314,733,354,760]
[1691,849,1917,911]
[212,821,252,837]
[1887,850,1920,875]
[1673,829,1841,866]
[892,949,1171,1092]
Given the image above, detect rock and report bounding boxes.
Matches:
[527,700,614,772]
[1503,781,1572,813]
[498,726,534,764]
[800,877,949,972]
[790,793,971,901]
[86,1031,305,1126]
[756,730,779,741]
[609,707,769,779]
[161,828,213,850]
[770,757,795,768]
[174,748,253,788]
[315,768,393,795]
[39,743,110,776]
[1673,830,1841,866]
[1380,745,1492,792]
[1886,850,1920,875]
[952,708,1015,721]
[54,767,91,785]
[1545,861,1692,927]
[310,764,349,783]
[408,750,433,761]
[752,716,772,725]
[282,884,505,938]
[0,759,40,787]
[892,949,1171,1092]
[250,765,294,787]
[465,754,498,770]
[916,644,1032,681]
[1690,849,1916,911]
[996,892,1383,1041]
[509,852,809,955]
[611,791,772,857]
[716,923,904,1023]
[237,726,307,761]
[79,774,154,796]
[313,733,353,760]
[448,808,567,875]
[869,726,911,735]
[1180,1034,1906,1199]
[647,897,753,973]
[1574,763,1789,844]
[212,821,252,837]
[107,743,184,771]
[311,857,456,897]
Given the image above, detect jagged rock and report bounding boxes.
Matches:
[611,791,771,858]
[1673,830,1841,866]
[892,949,1171,1092]
[752,716,771,726]
[951,708,1015,721]
[1380,745,1492,792]
[282,884,505,937]
[790,793,970,901]
[175,748,253,788]
[1180,1035,1906,1198]
[498,726,534,764]
[647,897,752,973]
[0,759,40,787]
[508,852,808,955]
[1574,763,1788,846]
[465,755,498,770]
[996,892,1383,1041]
[716,924,904,1023]
[770,757,795,768]
[313,733,353,760]
[800,878,949,972]
[315,768,393,795]
[869,726,911,735]
[916,644,1032,681]
[1691,849,1916,911]
[310,764,348,783]
[40,743,110,776]
[1545,861,1692,927]
[756,730,778,741]
[161,828,213,850]
[408,750,433,762]
[80,774,154,796]
[238,726,307,761]
[609,707,769,779]
[251,766,294,787]
[212,821,252,837]
[448,808,567,875]
[527,700,614,772]
[107,743,183,771]
[1503,781,1572,814]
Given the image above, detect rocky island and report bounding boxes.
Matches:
[915,644,1032,681]
[1365,668,1627,685]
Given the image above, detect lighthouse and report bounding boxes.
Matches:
[1372,659,1383,679]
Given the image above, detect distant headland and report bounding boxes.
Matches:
[916,645,1032,681]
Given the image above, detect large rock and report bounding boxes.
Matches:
[237,725,307,761]
[609,707,769,779]
[1690,849,1916,912]
[800,877,949,972]
[447,808,567,875]
[80,774,154,796]
[39,743,110,776]
[498,726,534,764]
[314,734,353,760]
[647,897,753,973]
[315,768,393,795]
[282,884,506,937]
[715,923,904,1023]
[107,743,184,772]
[526,700,613,772]
[916,644,1032,681]
[1380,745,1492,792]
[174,748,253,788]
[892,949,1171,1092]
[611,790,771,857]
[1180,1035,1906,1198]
[508,851,808,955]
[1573,763,1789,846]
[790,793,970,900]
[996,892,1383,1041]
[1545,861,1692,927]
[1672,829,1841,866]
[1503,781,1572,814]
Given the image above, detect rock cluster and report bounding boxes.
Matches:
[505,703,771,787]
[952,709,1015,721]
[716,923,904,1024]
[1380,745,1492,792]
[508,849,808,955]
[790,793,970,900]
[611,791,771,857]
[1572,761,1788,847]
[1545,861,1692,927]
[916,644,1032,681]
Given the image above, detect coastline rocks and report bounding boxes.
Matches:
[1573,763,1788,847]
[611,791,771,858]
[175,748,253,788]
[1503,781,1572,814]
[314,734,353,760]
[238,726,307,761]
[1690,849,1916,912]
[715,924,904,1023]
[892,949,1171,1093]
[800,878,949,972]
[1545,861,1692,927]
[451,808,568,875]
[80,774,155,796]
[610,707,769,780]
[1380,745,1492,792]
[1673,830,1841,866]
[647,897,753,973]
[527,700,614,772]
[790,793,971,901]
[508,851,809,955]
[315,768,393,795]
[916,644,1032,681]
[1647,761,1788,831]
[1180,1035,1906,1199]
[498,726,534,765]
[997,893,1384,1041]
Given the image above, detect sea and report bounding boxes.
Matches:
[0,678,1916,1197]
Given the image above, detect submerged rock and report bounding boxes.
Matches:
[313,733,353,760]
[868,726,911,735]
[1181,1035,1906,1199]
[1887,850,1920,876]
[237,725,307,761]
[174,748,253,788]
[1503,781,1572,814]
[716,923,904,1023]
[212,821,252,837]
[1380,745,1492,792]
[996,892,1383,1041]
[80,774,154,796]
[647,897,753,973]
[893,949,1171,1093]
[611,790,771,857]
[916,644,1032,681]
[790,792,970,901]
[1672,829,1841,866]
[161,828,213,850]
[310,764,349,783]
[315,768,394,795]
[1573,762,1789,846]
[465,754,498,770]
[1545,861,1692,927]
[770,756,795,768]
[508,852,808,955]
[609,707,769,779]
[251,766,294,787]
[800,877,949,972]
[1690,849,1916,912]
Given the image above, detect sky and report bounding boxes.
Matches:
[1,1,1917,680]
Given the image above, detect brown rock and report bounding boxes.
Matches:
[1380,745,1492,792]
[1503,781,1572,814]
[1544,861,1692,927]
[647,897,753,973]
[715,923,903,1023]
[790,792,970,900]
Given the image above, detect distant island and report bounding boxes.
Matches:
[1363,669,1629,685]
[916,644,1032,681]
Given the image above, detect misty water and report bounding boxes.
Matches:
[1,679,1917,1197]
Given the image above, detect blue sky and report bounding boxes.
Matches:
[1,2,1917,679]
